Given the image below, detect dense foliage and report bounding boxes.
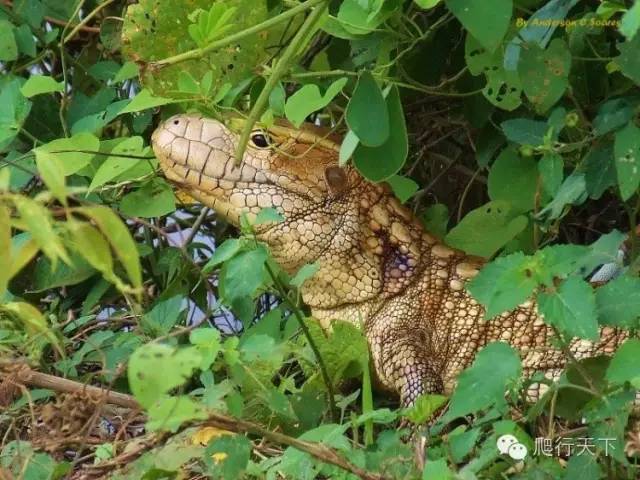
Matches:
[2,0,640,478]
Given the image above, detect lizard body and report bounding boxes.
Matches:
[151,114,627,406]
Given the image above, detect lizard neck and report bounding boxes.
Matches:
[278,182,432,313]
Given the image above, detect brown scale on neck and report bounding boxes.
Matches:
[151,114,628,407]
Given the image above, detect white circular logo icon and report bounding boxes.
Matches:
[496,434,528,460]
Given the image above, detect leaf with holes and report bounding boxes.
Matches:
[614,122,640,200]
[128,343,202,408]
[122,0,283,97]
[120,178,176,218]
[446,201,528,258]
[467,251,538,318]
[518,39,571,113]
[616,34,640,85]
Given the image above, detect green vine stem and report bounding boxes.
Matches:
[263,261,338,422]
[151,0,325,69]
[234,1,328,164]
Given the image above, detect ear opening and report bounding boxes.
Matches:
[324,166,349,195]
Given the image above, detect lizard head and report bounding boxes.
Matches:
[152,113,427,310]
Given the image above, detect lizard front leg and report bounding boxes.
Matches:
[368,325,444,406]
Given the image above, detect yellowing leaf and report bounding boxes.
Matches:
[11,196,70,266]
[34,150,67,203]
[191,426,234,446]
[1,301,62,354]
[0,206,11,297]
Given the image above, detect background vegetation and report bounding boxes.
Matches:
[1,0,640,478]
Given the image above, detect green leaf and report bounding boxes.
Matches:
[291,262,319,288]
[89,136,146,190]
[386,175,419,203]
[128,343,202,408]
[518,39,571,113]
[614,121,640,200]
[113,61,140,83]
[538,173,587,219]
[190,327,221,370]
[0,20,18,61]
[539,153,564,196]
[584,142,616,200]
[415,0,441,9]
[447,342,521,418]
[620,1,640,40]
[606,339,640,388]
[593,97,637,136]
[301,321,368,389]
[120,178,176,218]
[353,86,408,182]
[564,454,602,480]
[143,295,185,336]
[336,0,398,35]
[14,24,36,58]
[467,251,537,318]
[346,71,389,147]
[219,246,269,304]
[339,129,359,166]
[34,132,99,175]
[119,88,173,114]
[445,201,528,257]
[20,76,64,98]
[204,238,242,272]
[403,394,448,424]
[33,254,95,291]
[146,394,208,431]
[446,0,512,52]
[616,34,640,84]
[254,207,284,224]
[538,276,598,340]
[0,76,32,152]
[596,275,640,328]
[488,147,537,213]
[422,458,454,480]
[75,205,142,293]
[284,78,348,128]
[205,435,251,479]
[421,203,449,238]
[500,118,548,146]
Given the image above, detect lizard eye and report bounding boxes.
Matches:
[249,131,272,149]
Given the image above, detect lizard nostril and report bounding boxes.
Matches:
[173,119,180,125]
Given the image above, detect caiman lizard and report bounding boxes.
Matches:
[151,114,628,407]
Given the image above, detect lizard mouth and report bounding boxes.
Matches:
[151,115,270,190]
